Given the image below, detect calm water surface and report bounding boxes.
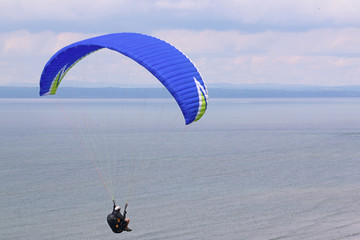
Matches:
[1,98,360,240]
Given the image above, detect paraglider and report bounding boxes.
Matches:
[39,32,208,125]
[39,32,208,233]
[107,201,132,233]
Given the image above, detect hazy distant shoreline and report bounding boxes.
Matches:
[2,85,360,98]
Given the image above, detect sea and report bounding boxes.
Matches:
[1,97,360,240]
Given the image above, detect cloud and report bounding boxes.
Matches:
[0,31,97,85]
[1,0,360,87]
[1,28,360,86]
[2,0,360,33]
[0,0,132,21]
[0,30,95,57]
[207,0,360,30]
[154,28,360,57]
[154,29,360,85]
[155,0,211,10]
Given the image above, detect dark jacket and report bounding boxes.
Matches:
[107,206,127,233]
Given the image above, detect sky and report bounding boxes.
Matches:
[1,0,360,87]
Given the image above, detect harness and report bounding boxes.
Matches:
[107,213,127,233]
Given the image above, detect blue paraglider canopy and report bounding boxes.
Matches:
[39,32,208,124]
